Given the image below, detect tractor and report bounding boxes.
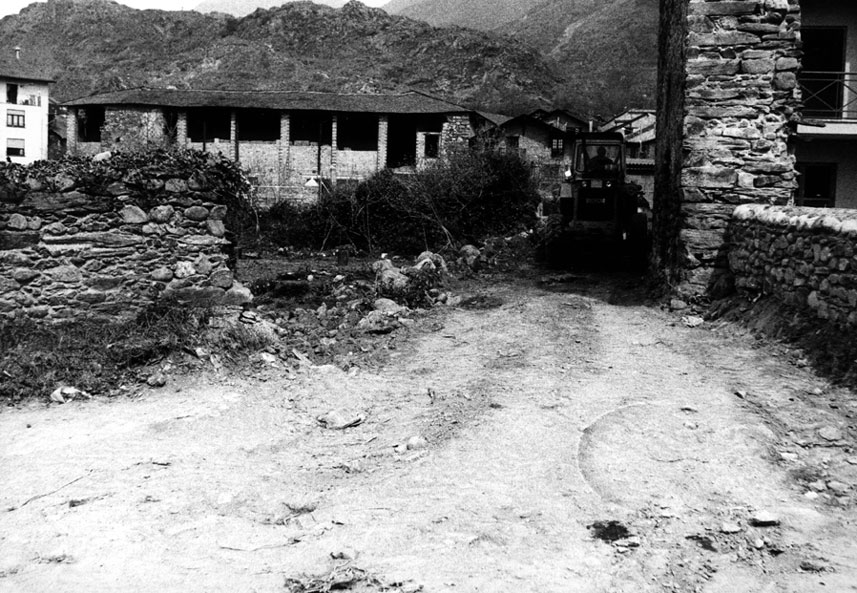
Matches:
[544,131,650,268]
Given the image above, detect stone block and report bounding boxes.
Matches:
[689,32,761,47]
[11,268,39,283]
[165,178,188,193]
[0,230,40,250]
[120,205,148,224]
[682,166,738,188]
[210,205,228,220]
[688,1,760,16]
[206,219,226,237]
[148,205,175,223]
[48,265,83,283]
[741,58,775,74]
[222,282,253,306]
[773,72,797,90]
[184,205,210,221]
[210,269,234,289]
[6,213,29,230]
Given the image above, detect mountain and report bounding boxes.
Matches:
[386,0,541,32]
[0,0,560,114]
[382,0,658,114]
[194,0,348,17]
[503,0,659,114]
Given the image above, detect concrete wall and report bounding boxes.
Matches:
[656,0,802,298]
[729,203,857,326]
[0,152,251,321]
[0,79,50,164]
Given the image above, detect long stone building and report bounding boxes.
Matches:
[63,88,483,206]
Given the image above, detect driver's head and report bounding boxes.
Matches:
[597,147,607,157]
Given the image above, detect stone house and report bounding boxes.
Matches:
[492,114,571,163]
[793,0,857,208]
[530,108,589,133]
[63,88,482,206]
[0,57,52,165]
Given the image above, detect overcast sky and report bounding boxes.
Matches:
[1,0,390,18]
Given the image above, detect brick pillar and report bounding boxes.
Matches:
[279,112,290,203]
[655,0,801,298]
[176,111,188,146]
[377,115,388,170]
[330,115,338,184]
[66,108,78,154]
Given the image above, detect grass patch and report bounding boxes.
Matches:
[0,302,275,404]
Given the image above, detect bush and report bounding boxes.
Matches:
[259,149,540,255]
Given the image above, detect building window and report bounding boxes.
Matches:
[237,109,280,142]
[6,84,18,104]
[796,162,836,208]
[6,138,25,157]
[551,138,564,158]
[6,110,24,128]
[337,113,378,151]
[187,108,231,143]
[424,133,440,158]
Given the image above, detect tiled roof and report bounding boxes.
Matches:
[63,87,472,114]
[0,61,54,83]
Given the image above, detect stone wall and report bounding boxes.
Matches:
[729,204,857,326]
[657,0,802,298]
[441,115,474,156]
[101,107,171,152]
[0,151,252,322]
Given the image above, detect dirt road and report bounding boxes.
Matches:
[2,273,857,592]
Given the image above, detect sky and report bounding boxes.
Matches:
[0,0,390,18]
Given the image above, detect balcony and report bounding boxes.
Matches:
[797,71,857,137]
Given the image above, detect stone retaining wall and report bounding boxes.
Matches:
[729,204,857,326]
[0,151,252,322]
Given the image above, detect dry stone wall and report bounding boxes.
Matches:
[729,204,857,326]
[0,150,252,322]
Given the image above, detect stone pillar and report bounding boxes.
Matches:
[377,115,389,170]
[330,114,338,183]
[176,111,188,146]
[440,115,472,157]
[655,0,801,298]
[66,108,79,154]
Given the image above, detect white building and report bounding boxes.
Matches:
[1,60,52,165]
[794,0,857,208]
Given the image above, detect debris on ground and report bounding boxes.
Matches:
[681,315,705,328]
[284,564,421,593]
[48,386,92,404]
[317,409,366,430]
[587,520,631,543]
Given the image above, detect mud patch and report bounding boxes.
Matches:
[587,520,631,542]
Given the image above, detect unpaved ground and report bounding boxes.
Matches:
[2,272,857,592]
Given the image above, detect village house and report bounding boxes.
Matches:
[598,108,657,207]
[1,49,52,165]
[63,88,482,206]
[793,0,857,208]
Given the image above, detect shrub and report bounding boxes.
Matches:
[259,149,540,255]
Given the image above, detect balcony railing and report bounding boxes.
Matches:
[799,71,857,120]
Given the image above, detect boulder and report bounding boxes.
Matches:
[460,244,482,270]
[373,298,406,315]
[377,268,410,293]
[222,282,253,306]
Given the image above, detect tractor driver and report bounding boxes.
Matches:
[588,146,613,173]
